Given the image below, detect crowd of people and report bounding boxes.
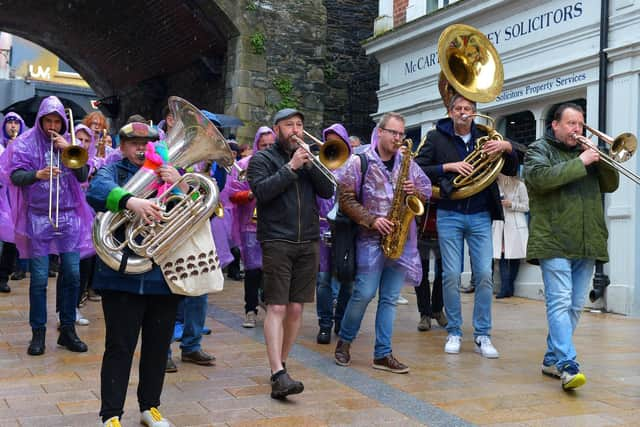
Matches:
[0,95,617,426]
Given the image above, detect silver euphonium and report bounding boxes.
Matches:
[92,96,239,274]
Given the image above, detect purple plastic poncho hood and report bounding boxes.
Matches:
[1,112,27,147]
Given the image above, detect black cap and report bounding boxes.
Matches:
[273,108,304,126]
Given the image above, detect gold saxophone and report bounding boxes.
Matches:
[381,138,426,260]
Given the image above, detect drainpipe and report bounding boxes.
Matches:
[590,0,610,303]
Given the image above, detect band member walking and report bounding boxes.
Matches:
[524,103,618,390]
[415,94,518,358]
[247,108,334,399]
[4,96,93,356]
[229,126,276,328]
[334,112,430,373]
[87,122,183,427]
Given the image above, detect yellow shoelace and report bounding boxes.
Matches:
[149,407,164,422]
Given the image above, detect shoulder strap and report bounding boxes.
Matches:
[356,152,368,202]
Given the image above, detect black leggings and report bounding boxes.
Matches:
[99,291,180,422]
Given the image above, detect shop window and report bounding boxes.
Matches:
[427,0,460,13]
[505,111,536,146]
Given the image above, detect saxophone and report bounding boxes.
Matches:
[381,138,426,260]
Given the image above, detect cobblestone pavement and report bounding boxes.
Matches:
[0,275,638,426]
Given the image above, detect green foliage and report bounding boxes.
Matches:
[250,31,265,55]
[324,62,337,81]
[272,77,299,110]
[245,1,258,11]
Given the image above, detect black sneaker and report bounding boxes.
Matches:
[10,270,26,281]
[28,328,46,356]
[270,370,304,399]
[316,328,331,345]
[0,281,10,293]
[182,349,215,366]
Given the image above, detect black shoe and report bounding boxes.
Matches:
[270,369,304,399]
[0,281,10,293]
[28,328,46,356]
[57,325,88,352]
[333,321,341,336]
[10,270,26,280]
[316,328,331,345]
[182,349,215,366]
[166,357,178,373]
[495,293,510,299]
[48,270,56,278]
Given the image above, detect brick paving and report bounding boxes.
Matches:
[0,275,638,426]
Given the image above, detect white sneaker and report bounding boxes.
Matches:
[76,308,90,326]
[474,335,499,358]
[396,295,409,305]
[242,311,257,328]
[141,407,171,427]
[444,335,462,354]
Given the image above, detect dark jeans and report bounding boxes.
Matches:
[56,256,96,311]
[0,241,17,282]
[244,268,262,314]
[316,272,352,330]
[498,257,521,297]
[30,253,79,329]
[417,239,443,316]
[99,291,180,422]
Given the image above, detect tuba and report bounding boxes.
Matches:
[381,138,426,260]
[433,24,505,200]
[92,97,236,280]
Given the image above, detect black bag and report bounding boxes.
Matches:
[332,153,368,283]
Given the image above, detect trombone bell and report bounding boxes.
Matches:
[319,138,350,170]
[61,145,89,169]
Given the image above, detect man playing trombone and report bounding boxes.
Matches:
[3,96,94,356]
[524,103,619,391]
[247,108,334,399]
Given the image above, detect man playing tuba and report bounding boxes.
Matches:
[415,94,518,358]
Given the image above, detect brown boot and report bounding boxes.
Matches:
[334,339,351,366]
[372,353,409,374]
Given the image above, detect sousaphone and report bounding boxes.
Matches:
[434,24,505,200]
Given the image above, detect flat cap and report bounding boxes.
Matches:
[273,108,304,126]
[118,122,159,141]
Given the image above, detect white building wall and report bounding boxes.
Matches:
[367,0,640,315]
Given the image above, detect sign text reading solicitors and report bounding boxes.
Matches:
[404,1,584,76]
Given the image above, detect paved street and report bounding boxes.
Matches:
[0,276,638,426]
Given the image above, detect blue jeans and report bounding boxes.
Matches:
[316,272,353,330]
[179,294,208,354]
[339,266,405,359]
[30,252,79,329]
[540,258,594,371]
[437,210,493,337]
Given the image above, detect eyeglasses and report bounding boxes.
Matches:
[381,127,406,139]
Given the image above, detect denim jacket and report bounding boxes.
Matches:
[86,158,171,295]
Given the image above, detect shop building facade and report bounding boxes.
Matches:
[366,0,640,315]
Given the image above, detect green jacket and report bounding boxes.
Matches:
[523,130,619,263]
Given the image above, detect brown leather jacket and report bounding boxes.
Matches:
[338,182,377,229]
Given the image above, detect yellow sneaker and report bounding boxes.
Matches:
[103,416,121,427]
[561,370,587,390]
[141,407,171,427]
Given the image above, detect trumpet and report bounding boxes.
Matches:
[291,130,350,187]
[571,125,640,185]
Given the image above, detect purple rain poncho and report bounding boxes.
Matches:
[75,123,115,178]
[336,128,431,286]
[0,144,13,242]
[0,96,95,258]
[317,123,352,273]
[227,126,277,270]
[0,112,27,147]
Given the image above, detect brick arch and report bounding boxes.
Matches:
[0,0,239,124]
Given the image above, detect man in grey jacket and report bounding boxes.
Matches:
[247,108,334,399]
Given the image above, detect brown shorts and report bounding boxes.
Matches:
[261,240,319,305]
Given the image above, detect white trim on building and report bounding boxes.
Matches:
[365,0,640,315]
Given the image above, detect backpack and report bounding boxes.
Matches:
[332,153,368,283]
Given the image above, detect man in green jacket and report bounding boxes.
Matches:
[524,103,619,391]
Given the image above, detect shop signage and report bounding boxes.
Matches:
[495,71,588,103]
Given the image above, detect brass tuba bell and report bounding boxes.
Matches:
[433,24,505,200]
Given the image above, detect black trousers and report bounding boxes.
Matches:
[0,242,17,283]
[244,268,263,314]
[99,291,180,422]
[416,239,444,317]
